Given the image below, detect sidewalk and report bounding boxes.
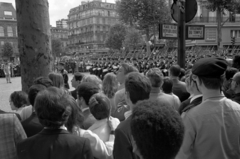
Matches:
[0,74,74,112]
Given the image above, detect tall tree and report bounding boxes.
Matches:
[116,0,171,54]
[52,39,63,58]
[2,42,13,59]
[124,28,144,50]
[205,0,240,50]
[16,0,52,92]
[105,24,127,50]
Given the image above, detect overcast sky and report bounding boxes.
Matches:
[2,0,115,26]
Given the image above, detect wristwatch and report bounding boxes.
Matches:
[110,130,115,135]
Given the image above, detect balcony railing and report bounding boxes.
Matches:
[190,16,240,23]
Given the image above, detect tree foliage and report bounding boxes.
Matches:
[105,24,127,50]
[2,42,13,59]
[51,38,63,57]
[124,28,144,49]
[116,0,171,39]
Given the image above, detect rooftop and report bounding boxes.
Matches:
[0,2,16,20]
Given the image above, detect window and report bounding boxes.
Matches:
[7,26,13,37]
[0,26,4,37]
[205,28,217,41]
[4,11,12,16]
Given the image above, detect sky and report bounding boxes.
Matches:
[1,0,115,26]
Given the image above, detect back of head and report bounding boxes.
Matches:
[89,93,111,120]
[74,72,85,82]
[48,72,64,88]
[162,77,173,94]
[77,82,100,105]
[131,99,184,159]
[35,87,72,129]
[170,65,181,77]
[33,77,53,88]
[82,74,102,89]
[121,63,139,75]
[146,68,164,88]
[28,84,47,106]
[225,67,238,81]
[233,72,240,84]
[102,73,118,98]
[10,91,29,108]
[125,72,151,104]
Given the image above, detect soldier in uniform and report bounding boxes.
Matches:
[58,62,69,90]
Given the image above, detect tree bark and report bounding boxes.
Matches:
[145,27,151,55]
[217,7,222,50]
[15,0,52,92]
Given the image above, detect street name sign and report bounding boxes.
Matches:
[159,23,178,39]
[186,25,205,40]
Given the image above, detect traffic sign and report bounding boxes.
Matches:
[159,23,178,39]
[171,0,198,23]
[186,25,205,40]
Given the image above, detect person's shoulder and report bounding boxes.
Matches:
[0,113,17,123]
[116,117,131,132]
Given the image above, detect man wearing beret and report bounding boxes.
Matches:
[231,72,240,104]
[176,57,240,159]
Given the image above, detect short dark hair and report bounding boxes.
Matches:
[125,72,151,104]
[35,87,72,129]
[77,82,100,105]
[28,84,47,106]
[10,91,28,108]
[121,63,139,75]
[146,68,164,88]
[225,67,238,81]
[198,76,224,90]
[74,72,85,81]
[89,93,111,120]
[131,99,184,159]
[33,77,53,88]
[170,65,181,77]
[162,77,173,94]
[233,55,240,70]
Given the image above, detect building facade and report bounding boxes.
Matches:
[56,19,68,29]
[51,27,69,53]
[68,0,119,53]
[168,0,240,47]
[0,2,18,59]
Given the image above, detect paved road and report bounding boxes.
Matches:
[0,74,75,112]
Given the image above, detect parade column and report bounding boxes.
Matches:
[15,0,52,92]
[177,0,186,68]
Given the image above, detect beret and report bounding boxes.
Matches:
[192,57,228,78]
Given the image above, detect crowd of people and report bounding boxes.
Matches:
[0,53,240,159]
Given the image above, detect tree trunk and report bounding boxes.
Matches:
[15,0,52,92]
[217,7,222,51]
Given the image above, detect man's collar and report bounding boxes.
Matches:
[124,110,132,120]
[82,107,89,112]
[190,94,202,103]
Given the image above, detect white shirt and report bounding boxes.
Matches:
[176,97,240,159]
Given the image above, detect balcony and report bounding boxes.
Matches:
[190,16,240,23]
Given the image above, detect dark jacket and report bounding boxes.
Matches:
[82,108,96,130]
[70,89,77,100]
[113,116,140,159]
[17,129,93,159]
[179,96,202,115]
[172,79,190,102]
[21,113,43,137]
[232,93,240,104]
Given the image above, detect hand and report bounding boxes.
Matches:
[108,116,120,131]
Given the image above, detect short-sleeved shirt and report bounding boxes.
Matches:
[176,97,240,159]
